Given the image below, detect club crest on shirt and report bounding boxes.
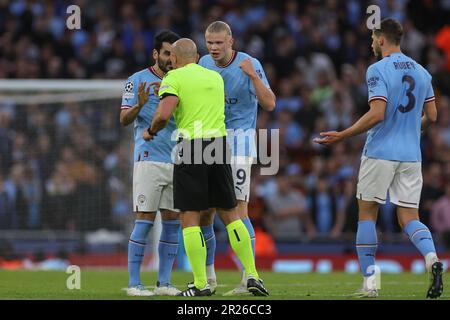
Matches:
[137,194,146,205]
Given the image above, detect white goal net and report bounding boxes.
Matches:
[0,79,161,269]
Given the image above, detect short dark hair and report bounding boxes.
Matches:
[153,30,180,53]
[373,18,403,45]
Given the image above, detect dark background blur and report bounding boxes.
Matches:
[0,0,449,266]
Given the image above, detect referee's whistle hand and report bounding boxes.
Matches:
[143,128,154,141]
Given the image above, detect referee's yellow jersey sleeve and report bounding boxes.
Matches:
[159,71,179,97]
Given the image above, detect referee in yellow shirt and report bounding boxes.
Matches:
[143,38,268,297]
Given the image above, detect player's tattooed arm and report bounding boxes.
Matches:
[120,81,153,126]
[239,58,276,111]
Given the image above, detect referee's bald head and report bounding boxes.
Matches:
[172,38,198,64]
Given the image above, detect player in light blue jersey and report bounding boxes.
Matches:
[315,19,442,299]
[198,21,276,296]
[120,30,182,297]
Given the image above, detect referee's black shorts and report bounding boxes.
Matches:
[173,136,237,212]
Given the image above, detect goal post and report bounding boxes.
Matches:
[0,79,161,269]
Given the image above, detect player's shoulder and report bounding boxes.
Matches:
[235,51,260,64]
[127,67,159,82]
[198,54,214,66]
[367,59,386,74]
[123,69,147,94]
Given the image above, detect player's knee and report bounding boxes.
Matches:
[236,200,249,219]
[135,212,157,221]
[217,207,239,225]
[357,200,379,218]
[200,208,215,226]
[396,207,419,228]
[160,210,180,221]
[181,211,202,228]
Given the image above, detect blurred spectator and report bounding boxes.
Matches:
[420,163,445,227]
[275,78,303,114]
[265,174,309,241]
[3,164,28,229]
[43,162,75,230]
[436,96,450,148]
[20,164,41,229]
[270,109,304,150]
[247,176,268,230]
[340,178,359,236]
[306,175,345,239]
[318,83,354,130]
[427,48,450,96]
[431,184,450,249]
[0,111,14,174]
[402,19,425,61]
[0,173,14,228]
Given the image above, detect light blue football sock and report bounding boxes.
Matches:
[128,220,153,287]
[201,224,216,267]
[242,218,256,258]
[356,220,378,277]
[157,219,180,287]
[404,220,436,258]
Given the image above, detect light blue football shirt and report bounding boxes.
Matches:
[121,66,176,163]
[199,51,271,158]
[364,52,435,162]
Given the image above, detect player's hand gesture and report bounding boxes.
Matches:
[149,81,161,96]
[239,58,257,79]
[137,82,150,108]
[143,128,154,141]
[313,131,343,146]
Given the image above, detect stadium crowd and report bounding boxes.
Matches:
[0,0,449,248]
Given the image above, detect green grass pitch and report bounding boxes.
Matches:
[0,270,448,300]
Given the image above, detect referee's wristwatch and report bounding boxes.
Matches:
[147,128,158,137]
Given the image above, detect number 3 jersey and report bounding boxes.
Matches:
[364,52,435,162]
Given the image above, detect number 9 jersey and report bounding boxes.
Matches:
[363,52,435,162]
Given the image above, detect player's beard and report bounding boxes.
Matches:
[374,46,382,61]
[158,59,172,73]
